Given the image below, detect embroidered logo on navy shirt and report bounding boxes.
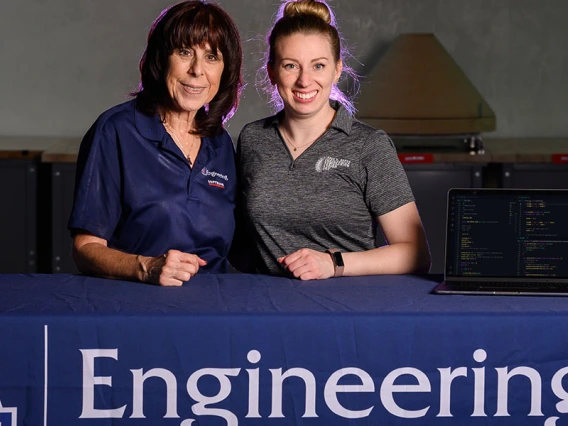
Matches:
[201,167,228,189]
[315,156,351,172]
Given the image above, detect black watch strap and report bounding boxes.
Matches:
[325,248,345,277]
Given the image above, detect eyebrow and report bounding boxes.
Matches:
[179,45,223,57]
[280,57,329,62]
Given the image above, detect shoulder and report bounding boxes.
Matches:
[93,99,137,130]
[208,128,236,153]
[212,128,232,141]
[82,100,140,147]
[78,100,141,160]
[349,117,393,147]
[239,114,278,140]
[236,115,279,158]
[329,102,394,149]
[344,118,397,161]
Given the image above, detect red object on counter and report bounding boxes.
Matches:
[398,153,435,164]
[552,154,568,164]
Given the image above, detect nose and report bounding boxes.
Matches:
[296,69,310,87]
[189,56,203,76]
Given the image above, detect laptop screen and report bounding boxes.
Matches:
[445,189,568,279]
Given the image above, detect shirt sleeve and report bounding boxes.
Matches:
[67,118,123,240]
[360,129,415,217]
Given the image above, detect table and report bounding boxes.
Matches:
[1,273,567,426]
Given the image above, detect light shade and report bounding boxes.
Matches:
[356,33,496,135]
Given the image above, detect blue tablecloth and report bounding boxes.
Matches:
[0,273,567,426]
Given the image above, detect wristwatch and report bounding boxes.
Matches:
[325,248,345,277]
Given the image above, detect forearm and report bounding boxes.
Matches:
[72,242,149,282]
[342,242,431,276]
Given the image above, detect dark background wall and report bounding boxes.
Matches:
[1,0,566,140]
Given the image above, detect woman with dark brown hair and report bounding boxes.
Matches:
[69,1,243,285]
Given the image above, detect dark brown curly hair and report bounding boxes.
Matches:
[133,1,244,136]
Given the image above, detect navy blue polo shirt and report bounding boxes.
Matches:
[68,99,236,273]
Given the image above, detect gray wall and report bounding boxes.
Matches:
[1,0,566,140]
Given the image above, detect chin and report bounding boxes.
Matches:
[292,103,324,115]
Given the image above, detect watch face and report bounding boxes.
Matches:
[332,251,344,267]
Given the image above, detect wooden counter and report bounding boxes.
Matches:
[41,138,81,163]
[484,137,568,163]
[0,136,80,273]
[0,136,74,159]
[1,135,566,274]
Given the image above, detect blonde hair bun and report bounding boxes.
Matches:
[283,0,331,25]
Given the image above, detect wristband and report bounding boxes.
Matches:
[325,248,345,277]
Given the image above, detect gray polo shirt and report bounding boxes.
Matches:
[235,101,414,276]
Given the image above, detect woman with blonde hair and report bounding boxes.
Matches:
[232,0,430,279]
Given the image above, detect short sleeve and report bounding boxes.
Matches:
[68,119,123,240]
[360,129,414,217]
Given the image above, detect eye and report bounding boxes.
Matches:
[206,53,220,61]
[283,63,297,70]
[178,48,192,57]
[314,63,325,70]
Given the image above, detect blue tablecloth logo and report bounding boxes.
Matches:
[74,347,568,426]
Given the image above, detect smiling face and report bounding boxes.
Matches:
[165,43,224,116]
[268,32,342,121]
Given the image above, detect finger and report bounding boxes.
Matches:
[158,276,184,287]
[175,260,203,281]
[287,249,319,270]
[175,262,199,277]
[164,249,182,260]
[298,270,319,281]
[177,252,207,266]
[160,261,195,283]
[286,258,314,277]
[172,270,193,283]
[280,251,303,267]
[165,250,196,264]
[290,265,310,279]
[288,256,329,280]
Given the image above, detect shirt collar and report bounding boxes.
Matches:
[266,100,353,136]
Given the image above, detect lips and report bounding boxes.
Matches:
[293,90,317,101]
[181,82,205,94]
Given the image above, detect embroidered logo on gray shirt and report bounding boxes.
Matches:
[315,156,351,172]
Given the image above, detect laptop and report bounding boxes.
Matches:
[433,188,568,296]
